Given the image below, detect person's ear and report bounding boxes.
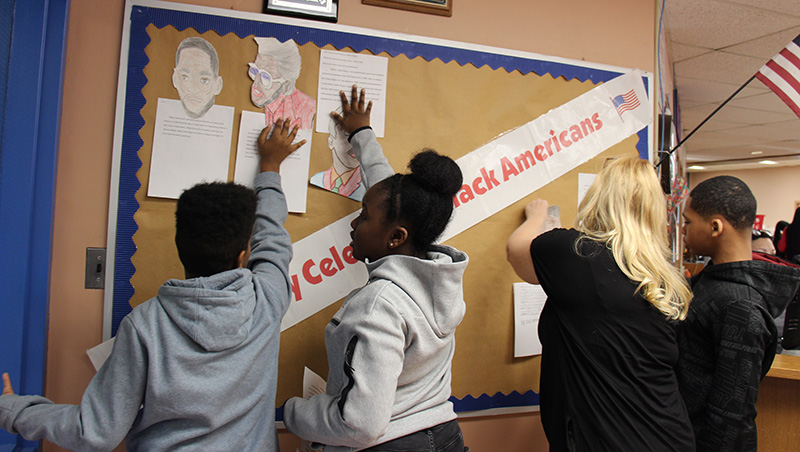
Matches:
[710,218,724,238]
[235,249,248,268]
[387,226,409,250]
[213,76,223,96]
[172,68,180,89]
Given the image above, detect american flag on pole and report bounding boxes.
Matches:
[756,34,800,119]
[611,89,640,117]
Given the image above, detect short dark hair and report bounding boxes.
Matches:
[379,150,462,252]
[175,182,256,278]
[176,37,220,75]
[689,175,756,231]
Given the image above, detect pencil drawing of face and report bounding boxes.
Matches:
[249,37,301,108]
[329,108,358,174]
[172,37,223,119]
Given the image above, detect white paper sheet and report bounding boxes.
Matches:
[296,367,328,452]
[233,110,312,213]
[148,98,234,199]
[513,282,547,357]
[86,337,116,372]
[315,50,388,137]
[302,366,327,399]
[577,173,597,208]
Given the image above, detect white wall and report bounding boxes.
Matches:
[689,166,800,232]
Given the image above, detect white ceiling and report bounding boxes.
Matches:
[663,0,800,172]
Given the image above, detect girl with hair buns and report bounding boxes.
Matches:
[283,86,469,452]
[507,157,694,451]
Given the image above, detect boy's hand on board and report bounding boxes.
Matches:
[257,118,306,173]
[331,84,372,135]
[2,373,14,395]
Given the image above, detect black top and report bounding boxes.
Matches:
[531,229,694,452]
[676,258,800,452]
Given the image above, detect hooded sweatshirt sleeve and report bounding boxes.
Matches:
[0,316,146,451]
[283,284,405,449]
[249,171,293,318]
[349,128,394,191]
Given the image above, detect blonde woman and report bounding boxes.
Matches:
[507,157,694,452]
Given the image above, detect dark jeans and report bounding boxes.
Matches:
[360,419,468,452]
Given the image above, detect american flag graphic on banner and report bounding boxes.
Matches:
[611,89,640,116]
[756,34,800,119]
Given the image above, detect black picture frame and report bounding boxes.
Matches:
[264,0,339,23]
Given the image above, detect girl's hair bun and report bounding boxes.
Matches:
[407,149,462,198]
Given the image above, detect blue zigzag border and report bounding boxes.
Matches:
[113,4,648,413]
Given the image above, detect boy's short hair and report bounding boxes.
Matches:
[175,182,257,277]
[689,175,756,231]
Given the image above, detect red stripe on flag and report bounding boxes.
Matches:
[779,48,800,71]
[764,60,800,97]
[756,71,800,119]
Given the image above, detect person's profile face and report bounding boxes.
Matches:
[682,198,714,257]
[349,183,395,262]
[172,47,222,118]
[329,122,358,171]
[249,54,285,108]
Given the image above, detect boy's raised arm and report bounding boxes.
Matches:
[249,119,305,315]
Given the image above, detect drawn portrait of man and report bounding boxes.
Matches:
[172,37,223,119]
[249,37,316,129]
[310,108,364,201]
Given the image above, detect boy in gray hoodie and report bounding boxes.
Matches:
[0,118,305,451]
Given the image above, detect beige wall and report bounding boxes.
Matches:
[46,0,655,450]
[688,166,800,233]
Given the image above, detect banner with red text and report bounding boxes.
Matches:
[281,71,651,331]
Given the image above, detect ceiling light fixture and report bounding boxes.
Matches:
[688,165,706,170]
[759,160,778,165]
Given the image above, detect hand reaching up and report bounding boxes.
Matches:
[330,84,372,135]
[258,118,306,173]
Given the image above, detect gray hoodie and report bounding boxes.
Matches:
[283,128,468,451]
[0,171,292,451]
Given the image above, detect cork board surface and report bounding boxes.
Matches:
[127,24,640,407]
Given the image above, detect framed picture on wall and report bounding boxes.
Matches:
[362,0,452,17]
[264,0,339,22]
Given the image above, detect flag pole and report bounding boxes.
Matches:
[655,73,757,168]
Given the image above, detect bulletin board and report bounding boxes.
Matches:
[106,0,652,415]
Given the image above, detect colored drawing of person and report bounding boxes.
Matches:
[172,37,223,119]
[249,37,316,129]
[310,107,364,201]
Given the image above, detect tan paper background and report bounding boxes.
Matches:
[131,25,639,404]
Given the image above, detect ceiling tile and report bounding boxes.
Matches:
[770,119,800,130]
[729,92,800,114]
[674,51,766,84]
[713,125,800,142]
[722,27,800,58]
[669,41,712,62]
[723,0,800,17]
[675,76,767,103]
[665,0,800,49]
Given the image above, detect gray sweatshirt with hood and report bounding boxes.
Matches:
[283,128,468,451]
[0,171,292,451]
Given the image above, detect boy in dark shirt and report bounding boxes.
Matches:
[678,175,800,452]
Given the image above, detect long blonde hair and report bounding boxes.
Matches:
[576,156,691,320]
